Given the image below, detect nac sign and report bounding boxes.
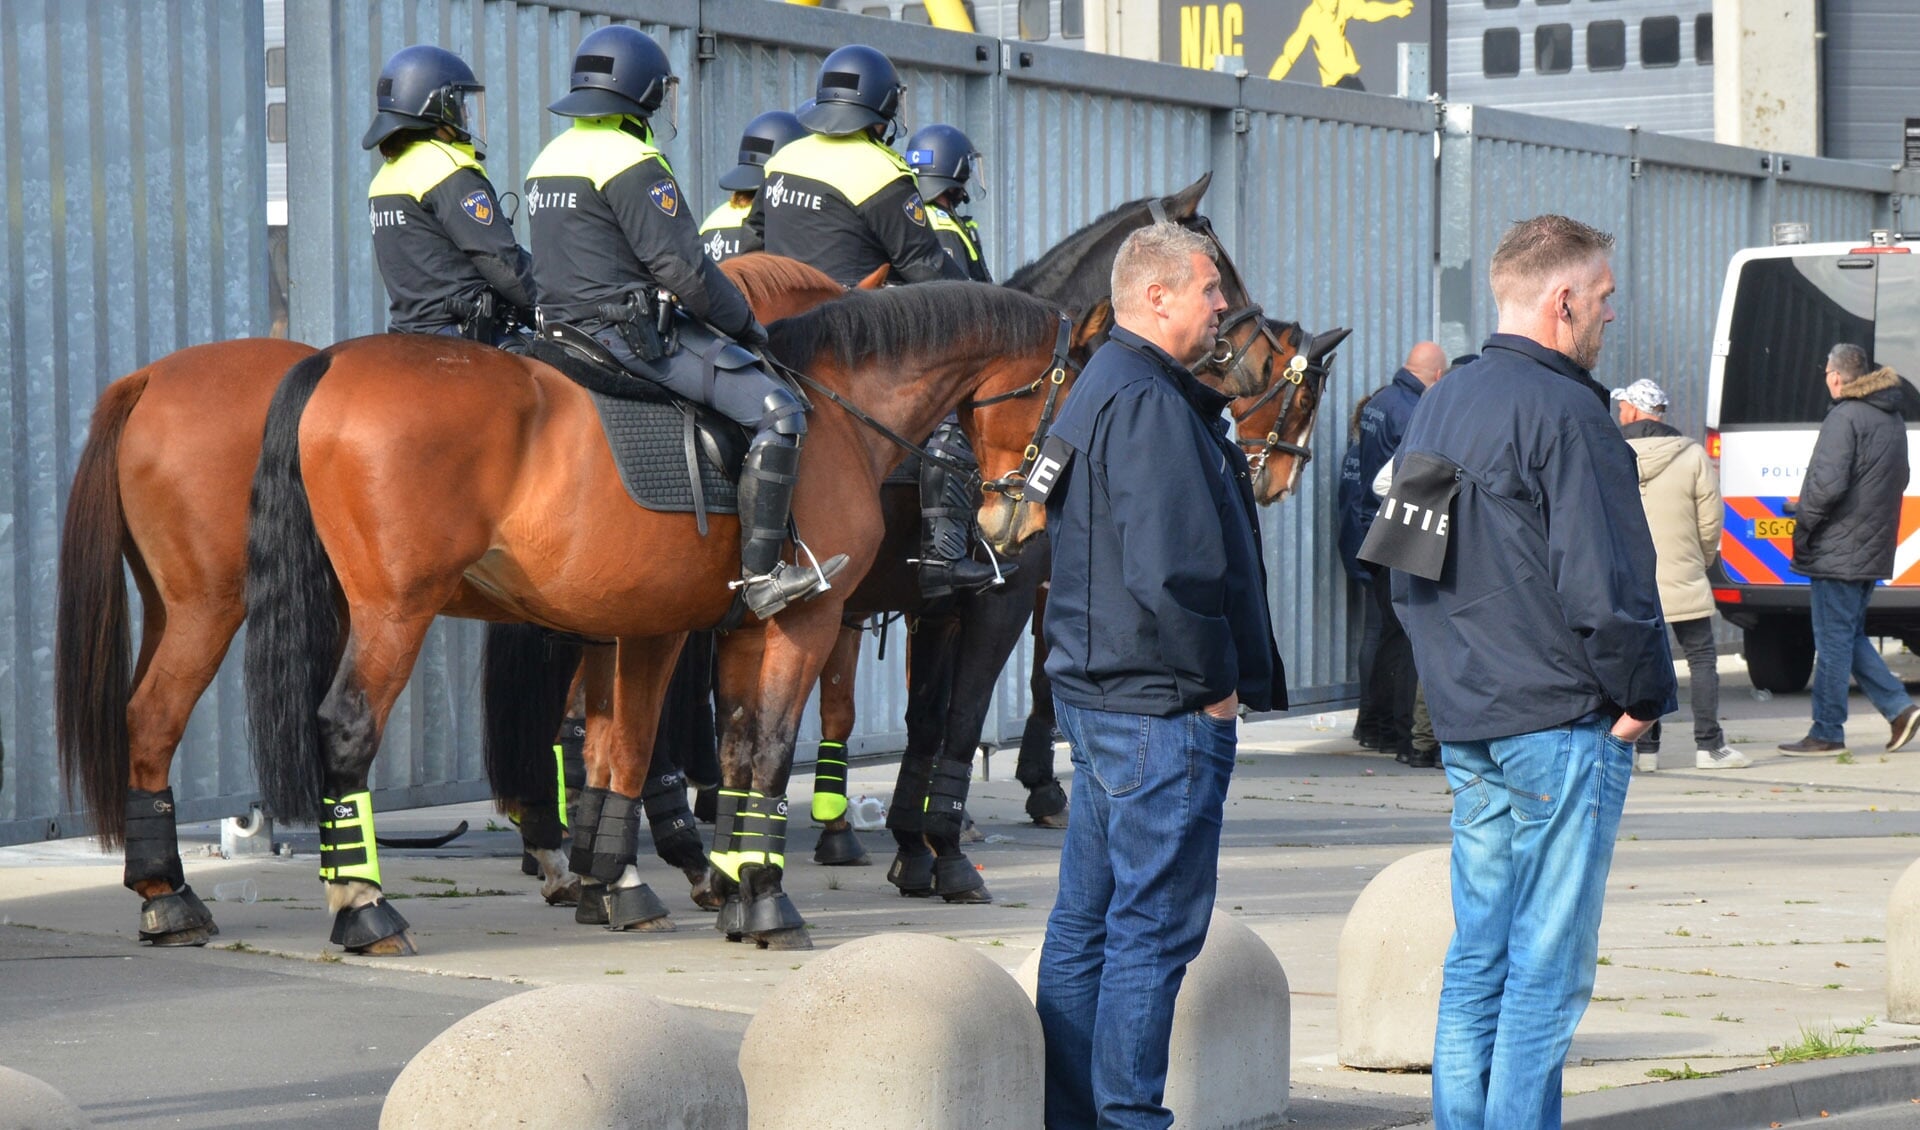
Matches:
[1161,0,1437,95]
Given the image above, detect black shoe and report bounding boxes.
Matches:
[1890,705,1920,752]
[919,555,1012,597]
[1404,748,1440,769]
[1778,736,1848,756]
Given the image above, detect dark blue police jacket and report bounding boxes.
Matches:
[1042,326,1286,716]
[1336,367,1427,582]
[1390,333,1677,741]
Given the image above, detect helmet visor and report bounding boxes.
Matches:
[455,88,487,146]
[659,75,681,140]
[964,152,985,200]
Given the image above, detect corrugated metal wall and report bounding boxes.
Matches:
[0,1,269,844]
[14,0,1920,843]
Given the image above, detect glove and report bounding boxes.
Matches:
[736,318,769,347]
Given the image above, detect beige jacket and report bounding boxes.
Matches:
[1626,427,1722,622]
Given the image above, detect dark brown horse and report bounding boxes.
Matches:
[54,255,854,946]
[242,283,1095,952]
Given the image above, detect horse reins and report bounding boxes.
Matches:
[971,313,1074,501]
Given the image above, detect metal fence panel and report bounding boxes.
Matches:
[0,0,268,844]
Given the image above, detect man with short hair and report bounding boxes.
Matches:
[1780,343,1920,756]
[1611,378,1749,770]
[1036,222,1286,1129]
[1388,214,1676,1129]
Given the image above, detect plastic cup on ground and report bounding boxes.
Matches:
[212,878,258,904]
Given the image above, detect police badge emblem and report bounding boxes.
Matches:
[904,192,927,226]
[460,189,494,225]
[649,179,680,217]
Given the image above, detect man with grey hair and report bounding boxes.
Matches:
[1378,214,1676,1128]
[1035,221,1285,1128]
[1779,343,1920,755]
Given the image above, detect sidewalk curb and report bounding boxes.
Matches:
[1399,1046,1920,1130]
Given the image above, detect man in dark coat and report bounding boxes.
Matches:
[1035,221,1285,1129]
[1381,215,1677,1129]
[1780,343,1920,755]
[1337,341,1446,760]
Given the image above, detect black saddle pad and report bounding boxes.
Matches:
[531,334,745,515]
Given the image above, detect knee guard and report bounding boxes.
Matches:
[585,791,641,884]
[124,788,186,892]
[811,740,850,822]
[922,758,973,845]
[317,792,382,887]
[709,790,787,880]
[757,386,808,439]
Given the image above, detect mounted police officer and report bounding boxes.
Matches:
[363,45,535,348]
[699,110,806,265]
[524,25,845,619]
[906,123,991,284]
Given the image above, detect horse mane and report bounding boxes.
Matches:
[720,252,842,308]
[767,282,1060,373]
[1002,195,1153,293]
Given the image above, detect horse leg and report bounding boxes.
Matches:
[905,610,995,905]
[811,624,870,866]
[575,635,688,933]
[315,613,442,956]
[706,629,767,942]
[570,645,618,925]
[1017,577,1069,826]
[520,667,585,903]
[885,612,961,898]
[642,739,720,911]
[121,573,238,945]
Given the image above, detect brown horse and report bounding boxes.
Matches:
[54,254,854,946]
[242,283,1097,953]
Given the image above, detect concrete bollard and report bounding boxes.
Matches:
[739,933,1042,1128]
[381,984,746,1129]
[1336,846,1453,1070]
[0,1065,92,1130]
[1887,857,1920,1022]
[1013,910,1291,1130]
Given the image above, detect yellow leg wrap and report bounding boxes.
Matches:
[317,792,382,887]
[711,789,787,877]
[709,789,750,881]
[554,743,570,829]
[811,741,850,822]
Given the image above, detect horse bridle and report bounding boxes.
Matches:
[971,312,1075,501]
[1235,344,1335,473]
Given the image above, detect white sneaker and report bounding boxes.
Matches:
[1695,746,1752,770]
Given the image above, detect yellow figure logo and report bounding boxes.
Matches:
[1268,0,1413,90]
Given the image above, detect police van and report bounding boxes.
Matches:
[1706,227,1920,693]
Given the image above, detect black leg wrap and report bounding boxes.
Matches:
[888,846,936,897]
[1025,779,1070,823]
[575,881,610,925]
[138,885,218,946]
[644,769,707,874]
[569,787,607,878]
[123,789,187,892]
[1016,714,1060,789]
[518,800,565,854]
[586,791,640,884]
[934,854,991,902]
[330,898,411,950]
[813,825,870,866]
[603,883,671,930]
[886,754,935,837]
[694,786,718,824]
[922,759,973,846]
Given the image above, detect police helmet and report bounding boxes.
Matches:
[361,45,485,151]
[550,25,678,134]
[718,111,807,192]
[798,45,905,137]
[905,123,984,203]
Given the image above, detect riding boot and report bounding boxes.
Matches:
[736,438,848,620]
[916,422,1011,599]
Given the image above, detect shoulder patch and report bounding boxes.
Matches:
[648,179,680,218]
[903,191,927,227]
[460,189,495,225]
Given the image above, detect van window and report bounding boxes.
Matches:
[1719,257,1873,426]
[1876,254,1920,390]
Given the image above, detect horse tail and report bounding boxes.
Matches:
[242,352,339,824]
[482,623,583,812]
[55,371,149,847]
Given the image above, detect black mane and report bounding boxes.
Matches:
[766,282,1060,373]
[1002,196,1155,295]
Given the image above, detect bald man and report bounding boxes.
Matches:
[1337,340,1447,764]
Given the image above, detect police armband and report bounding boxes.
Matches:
[1018,434,1074,506]
[1357,451,1462,581]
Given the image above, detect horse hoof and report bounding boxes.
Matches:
[717,893,746,942]
[138,886,219,946]
[813,826,871,867]
[331,898,414,955]
[887,849,935,897]
[753,926,813,951]
[604,884,671,931]
[544,877,582,907]
[575,886,610,926]
[744,890,806,936]
[687,871,725,912]
[1025,781,1069,825]
[959,820,985,845]
[934,856,991,904]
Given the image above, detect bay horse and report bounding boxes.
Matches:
[804,174,1350,901]
[53,254,855,947]
[242,283,1094,953]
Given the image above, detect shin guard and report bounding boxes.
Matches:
[922,759,973,846]
[317,792,382,887]
[586,791,641,884]
[569,787,607,878]
[810,740,850,822]
[123,789,186,892]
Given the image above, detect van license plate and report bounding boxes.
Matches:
[1752,517,1796,539]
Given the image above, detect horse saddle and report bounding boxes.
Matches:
[531,322,749,529]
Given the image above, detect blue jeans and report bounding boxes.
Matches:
[1037,698,1237,1129]
[1809,578,1913,743]
[1432,714,1633,1130]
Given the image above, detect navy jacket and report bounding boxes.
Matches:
[1391,334,1677,741]
[1043,327,1287,716]
[1337,367,1426,582]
